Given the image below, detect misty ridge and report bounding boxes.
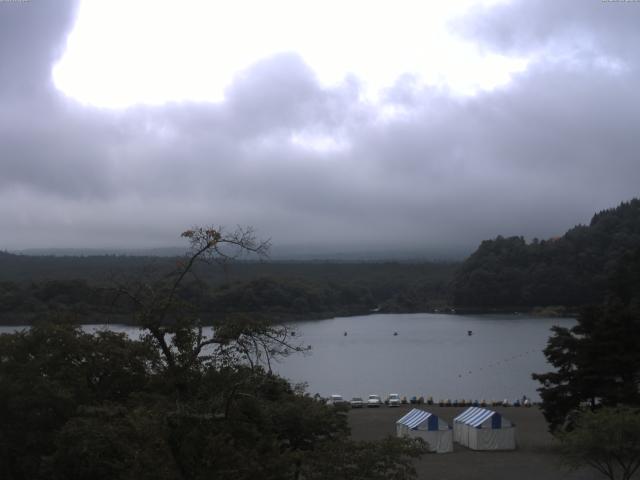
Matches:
[2,198,639,326]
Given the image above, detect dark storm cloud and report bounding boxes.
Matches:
[0,0,118,198]
[0,0,639,255]
[0,0,79,97]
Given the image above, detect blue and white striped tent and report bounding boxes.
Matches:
[396,409,453,453]
[453,407,515,450]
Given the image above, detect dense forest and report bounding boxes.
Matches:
[452,199,640,310]
[3,198,640,324]
[0,252,456,325]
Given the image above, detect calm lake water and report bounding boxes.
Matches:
[0,313,574,401]
[274,313,574,402]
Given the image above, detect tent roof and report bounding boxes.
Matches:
[454,406,483,422]
[396,409,435,429]
[454,407,501,427]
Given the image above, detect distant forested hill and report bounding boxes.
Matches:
[452,199,640,310]
[0,252,457,324]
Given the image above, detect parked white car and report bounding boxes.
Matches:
[387,393,401,407]
[367,394,382,407]
[327,394,348,407]
[350,396,365,408]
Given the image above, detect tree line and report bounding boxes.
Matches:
[452,199,640,310]
[0,259,456,325]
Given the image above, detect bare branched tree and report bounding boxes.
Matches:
[111,226,306,377]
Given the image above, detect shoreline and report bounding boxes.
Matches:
[0,307,576,327]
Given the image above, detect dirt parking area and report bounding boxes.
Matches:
[348,405,604,480]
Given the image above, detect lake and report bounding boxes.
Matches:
[274,313,574,402]
[0,313,574,401]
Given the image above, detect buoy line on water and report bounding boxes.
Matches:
[335,331,540,389]
[456,349,539,378]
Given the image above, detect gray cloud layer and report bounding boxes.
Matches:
[1,0,639,256]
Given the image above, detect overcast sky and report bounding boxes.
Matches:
[1,0,639,257]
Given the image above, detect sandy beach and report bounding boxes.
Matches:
[348,405,605,480]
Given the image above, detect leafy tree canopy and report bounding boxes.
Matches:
[0,226,427,480]
[453,198,640,309]
[559,406,640,480]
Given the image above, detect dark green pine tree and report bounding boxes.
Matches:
[533,249,640,432]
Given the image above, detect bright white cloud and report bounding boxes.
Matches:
[52,0,527,108]
[6,0,640,254]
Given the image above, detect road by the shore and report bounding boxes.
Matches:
[348,405,604,480]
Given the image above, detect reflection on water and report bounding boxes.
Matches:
[0,313,574,401]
